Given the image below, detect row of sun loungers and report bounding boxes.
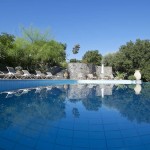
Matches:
[0,67,54,79]
[0,67,114,80]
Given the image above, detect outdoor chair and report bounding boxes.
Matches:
[35,70,46,79]
[22,70,35,79]
[45,72,53,79]
[4,67,21,79]
[0,71,5,79]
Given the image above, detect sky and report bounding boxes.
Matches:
[1,0,150,60]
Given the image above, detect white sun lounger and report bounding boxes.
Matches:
[35,71,46,79]
[4,67,21,79]
[0,71,5,79]
[45,72,53,79]
[22,70,35,79]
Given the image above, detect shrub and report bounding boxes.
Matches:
[115,71,127,80]
[128,75,136,80]
[70,59,81,63]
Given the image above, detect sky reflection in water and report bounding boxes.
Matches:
[0,84,150,150]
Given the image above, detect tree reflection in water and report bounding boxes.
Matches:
[72,107,80,118]
[103,84,150,123]
[0,83,150,131]
[0,87,67,130]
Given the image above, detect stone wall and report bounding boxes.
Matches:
[68,63,96,79]
[68,63,113,79]
[96,66,113,79]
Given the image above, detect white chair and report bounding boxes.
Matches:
[35,70,46,79]
[22,70,35,79]
[0,71,5,79]
[4,67,21,79]
[45,72,53,79]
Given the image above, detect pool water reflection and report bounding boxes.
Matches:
[0,84,150,150]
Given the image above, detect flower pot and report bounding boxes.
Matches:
[134,70,141,80]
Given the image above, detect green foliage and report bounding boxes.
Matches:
[141,62,150,82]
[103,53,116,67]
[20,25,52,43]
[0,28,66,72]
[69,59,81,63]
[128,75,136,80]
[0,33,16,69]
[0,33,15,48]
[72,44,80,54]
[104,39,150,81]
[19,40,66,71]
[115,71,126,80]
[82,50,102,65]
[60,61,68,69]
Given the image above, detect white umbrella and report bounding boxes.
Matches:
[101,64,104,74]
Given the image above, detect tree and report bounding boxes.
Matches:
[104,39,150,81]
[72,44,80,54]
[13,26,67,70]
[20,25,52,43]
[82,50,102,65]
[0,33,15,47]
[69,59,81,63]
[103,53,116,67]
[13,39,67,71]
[0,33,16,69]
[0,26,67,71]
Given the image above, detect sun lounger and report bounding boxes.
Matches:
[35,71,46,79]
[45,72,53,79]
[4,67,21,79]
[22,70,35,79]
[0,71,5,79]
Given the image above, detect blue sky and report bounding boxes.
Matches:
[1,0,150,60]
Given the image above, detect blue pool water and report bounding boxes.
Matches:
[0,83,150,150]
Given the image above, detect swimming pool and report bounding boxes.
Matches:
[0,82,150,150]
